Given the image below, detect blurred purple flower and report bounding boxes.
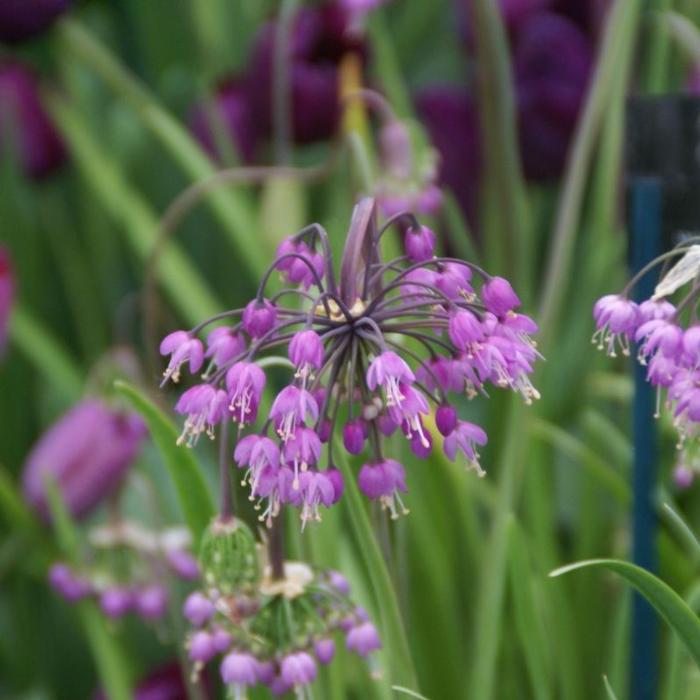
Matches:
[95,662,199,700]
[189,78,258,163]
[514,12,593,180]
[22,399,146,521]
[414,85,481,224]
[247,4,364,144]
[0,63,66,179]
[0,247,14,356]
[0,0,70,44]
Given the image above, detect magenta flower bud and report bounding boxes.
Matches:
[289,329,324,371]
[482,276,521,317]
[0,0,70,44]
[183,592,216,627]
[448,310,484,351]
[136,585,169,621]
[165,549,199,580]
[377,412,399,436]
[220,651,259,686]
[314,638,336,664]
[343,419,366,455]
[317,418,332,443]
[22,400,145,521]
[242,298,277,339]
[205,327,246,368]
[404,225,436,263]
[673,465,694,490]
[189,631,217,663]
[436,404,458,436]
[0,246,14,356]
[159,331,204,384]
[0,63,66,179]
[346,622,382,658]
[280,652,317,687]
[100,587,134,619]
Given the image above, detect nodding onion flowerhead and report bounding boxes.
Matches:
[161,197,541,527]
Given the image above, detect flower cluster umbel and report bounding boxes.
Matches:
[593,243,700,485]
[184,518,381,700]
[161,198,541,527]
[49,522,198,621]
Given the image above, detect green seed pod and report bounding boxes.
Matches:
[198,517,259,594]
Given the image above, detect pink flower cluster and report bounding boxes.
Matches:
[161,199,541,527]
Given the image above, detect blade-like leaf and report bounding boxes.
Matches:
[114,380,214,546]
[603,675,619,700]
[551,559,700,668]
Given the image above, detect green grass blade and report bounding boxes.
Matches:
[9,305,83,402]
[335,448,418,691]
[603,675,620,700]
[45,480,133,700]
[114,380,214,546]
[551,559,700,668]
[506,517,552,700]
[48,96,221,326]
[56,19,268,277]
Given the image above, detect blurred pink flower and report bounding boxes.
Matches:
[0,63,66,179]
[22,399,146,521]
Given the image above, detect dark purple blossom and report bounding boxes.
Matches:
[0,0,70,44]
[0,63,66,179]
[22,399,145,521]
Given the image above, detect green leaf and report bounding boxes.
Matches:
[550,559,700,668]
[335,448,418,691]
[44,480,133,700]
[603,675,620,700]
[114,380,214,546]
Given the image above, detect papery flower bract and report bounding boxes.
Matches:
[22,400,145,521]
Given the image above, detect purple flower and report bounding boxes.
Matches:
[183,591,216,627]
[226,362,266,426]
[48,563,92,602]
[314,638,336,664]
[592,295,640,357]
[247,5,365,144]
[136,585,169,621]
[280,652,317,687]
[189,78,257,163]
[174,384,229,446]
[160,331,204,385]
[514,12,593,180]
[346,622,382,658]
[448,310,485,352]
[100,587,134,619]
[220,651,260,688]
[0,63,66,179]
[482,276,521,317]
[0,246,14,356]
[0,0,70,44]
[242,299,277,339]
[443,421,488,476]
[204,327,246,371]
[298,470,335,528]
[270,386,319,441]
[189,631,217,663]
[343,418,366,455]
[673,464,694,490]
[166,549,200,580]
[358,459,409,518]
[289,329,325,374]
[404,226,436,263]
[367,351,416,406]
[22,400,145,521]
[94,662,198,700]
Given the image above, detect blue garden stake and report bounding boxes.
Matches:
[629,176,662,700]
